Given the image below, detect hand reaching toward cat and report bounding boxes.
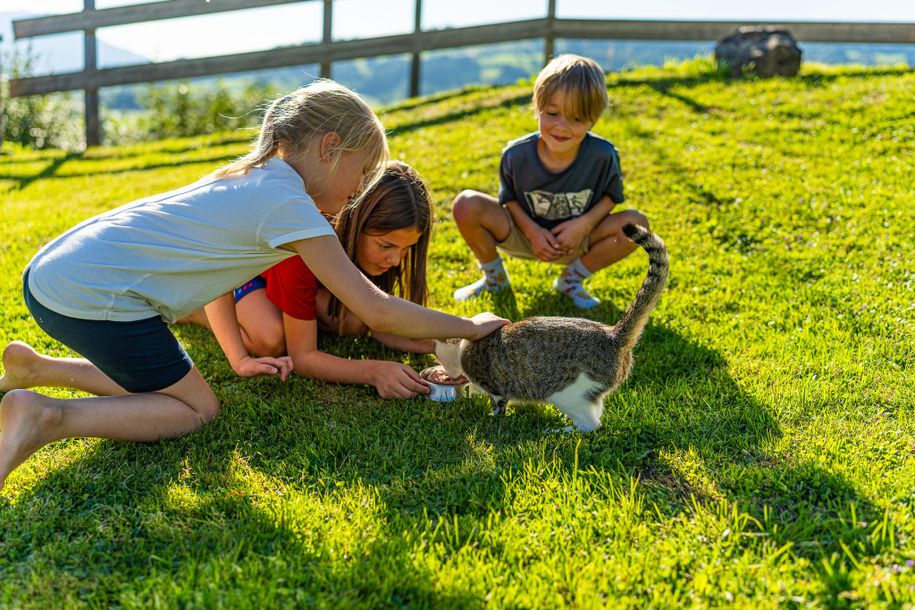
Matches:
[370,361,430,399]
[467,312,511,339]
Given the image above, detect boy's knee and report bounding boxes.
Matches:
[625,209,649,230]
[452,190,487,225]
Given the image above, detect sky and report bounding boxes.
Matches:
[4,0,915,71]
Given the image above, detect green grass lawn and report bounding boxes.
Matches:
[1,59,913,608]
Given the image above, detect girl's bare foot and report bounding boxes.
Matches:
[0,341,41,393]
[0,390,60,491]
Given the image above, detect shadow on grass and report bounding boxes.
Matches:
[0,310,889,604]
[614,74,720,113]
[13,151,83,191]
[612,65,910,93]
[387,92,530,137]
[385,85,496,114]
[0,133,251,192]
[0,343,491,605]
[518,288,886,558]
[610,65,913,116]
[0,430,485,608]
[4,152,241,189]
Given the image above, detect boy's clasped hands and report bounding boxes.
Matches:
[525,216,594,262]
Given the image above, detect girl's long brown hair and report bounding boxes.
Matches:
[327,161,432,329]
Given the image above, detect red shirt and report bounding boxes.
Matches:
[262,256,319,320]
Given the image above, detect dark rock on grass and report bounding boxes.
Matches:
[715,26,802,78]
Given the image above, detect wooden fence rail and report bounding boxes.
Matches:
[9,0,915,147]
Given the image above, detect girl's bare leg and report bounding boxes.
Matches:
[234,289,285,357]
[0,341,126,396]
[175,308,212,331]
[177,292,284,358]
[0,366,218,490]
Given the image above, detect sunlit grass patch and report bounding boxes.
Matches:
[1,60,913,607]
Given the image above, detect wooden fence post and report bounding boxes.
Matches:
[320,0,333,78]
[409,0,422,98]
[84,0,100,147]
[544,0,556,65]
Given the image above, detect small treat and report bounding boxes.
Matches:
[421,366,467,385]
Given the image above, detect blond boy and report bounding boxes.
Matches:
[452,54,648,309]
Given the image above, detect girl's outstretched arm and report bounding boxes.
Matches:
[289,236,508,340]
[314,289,434,354]
[204,293,293,380]
[285,315,428,399]
[369,332,435,354]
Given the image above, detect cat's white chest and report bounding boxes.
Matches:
[546,372,607,432]
[547,372,604,405]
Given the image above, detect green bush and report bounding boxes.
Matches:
[105,79,281,145]
[1,47,82,149]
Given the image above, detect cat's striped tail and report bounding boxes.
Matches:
[614,224,669,351]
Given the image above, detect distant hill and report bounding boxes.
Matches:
[1,11,149,74]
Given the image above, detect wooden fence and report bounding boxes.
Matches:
[9,0,915,146]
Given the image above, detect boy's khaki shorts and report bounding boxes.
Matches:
[497,217,590,266]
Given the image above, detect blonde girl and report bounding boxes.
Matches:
[186,161,437,399]
[0,81,506,491]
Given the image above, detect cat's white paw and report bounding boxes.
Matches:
[546,426,577,434]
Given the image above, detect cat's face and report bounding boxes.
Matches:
[433,339,466,379]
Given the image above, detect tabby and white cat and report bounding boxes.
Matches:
[435,223,669,432]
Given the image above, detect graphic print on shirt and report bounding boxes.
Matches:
[524,188,593,220]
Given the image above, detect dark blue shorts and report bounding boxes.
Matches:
[23,270,194,393]
[233,276,266,303]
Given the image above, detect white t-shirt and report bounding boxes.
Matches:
[27,157,335,323]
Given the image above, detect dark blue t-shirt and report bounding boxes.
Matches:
[498,132,625,230]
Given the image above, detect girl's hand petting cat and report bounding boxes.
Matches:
[526,225,564,261]
[467,312,511,339]
[370,361,430,399]
[551,217,591,253]
[232,355,293,381]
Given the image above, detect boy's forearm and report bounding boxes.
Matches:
[578,195,615,230]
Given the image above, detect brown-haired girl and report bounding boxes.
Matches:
[184,161,438,399]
